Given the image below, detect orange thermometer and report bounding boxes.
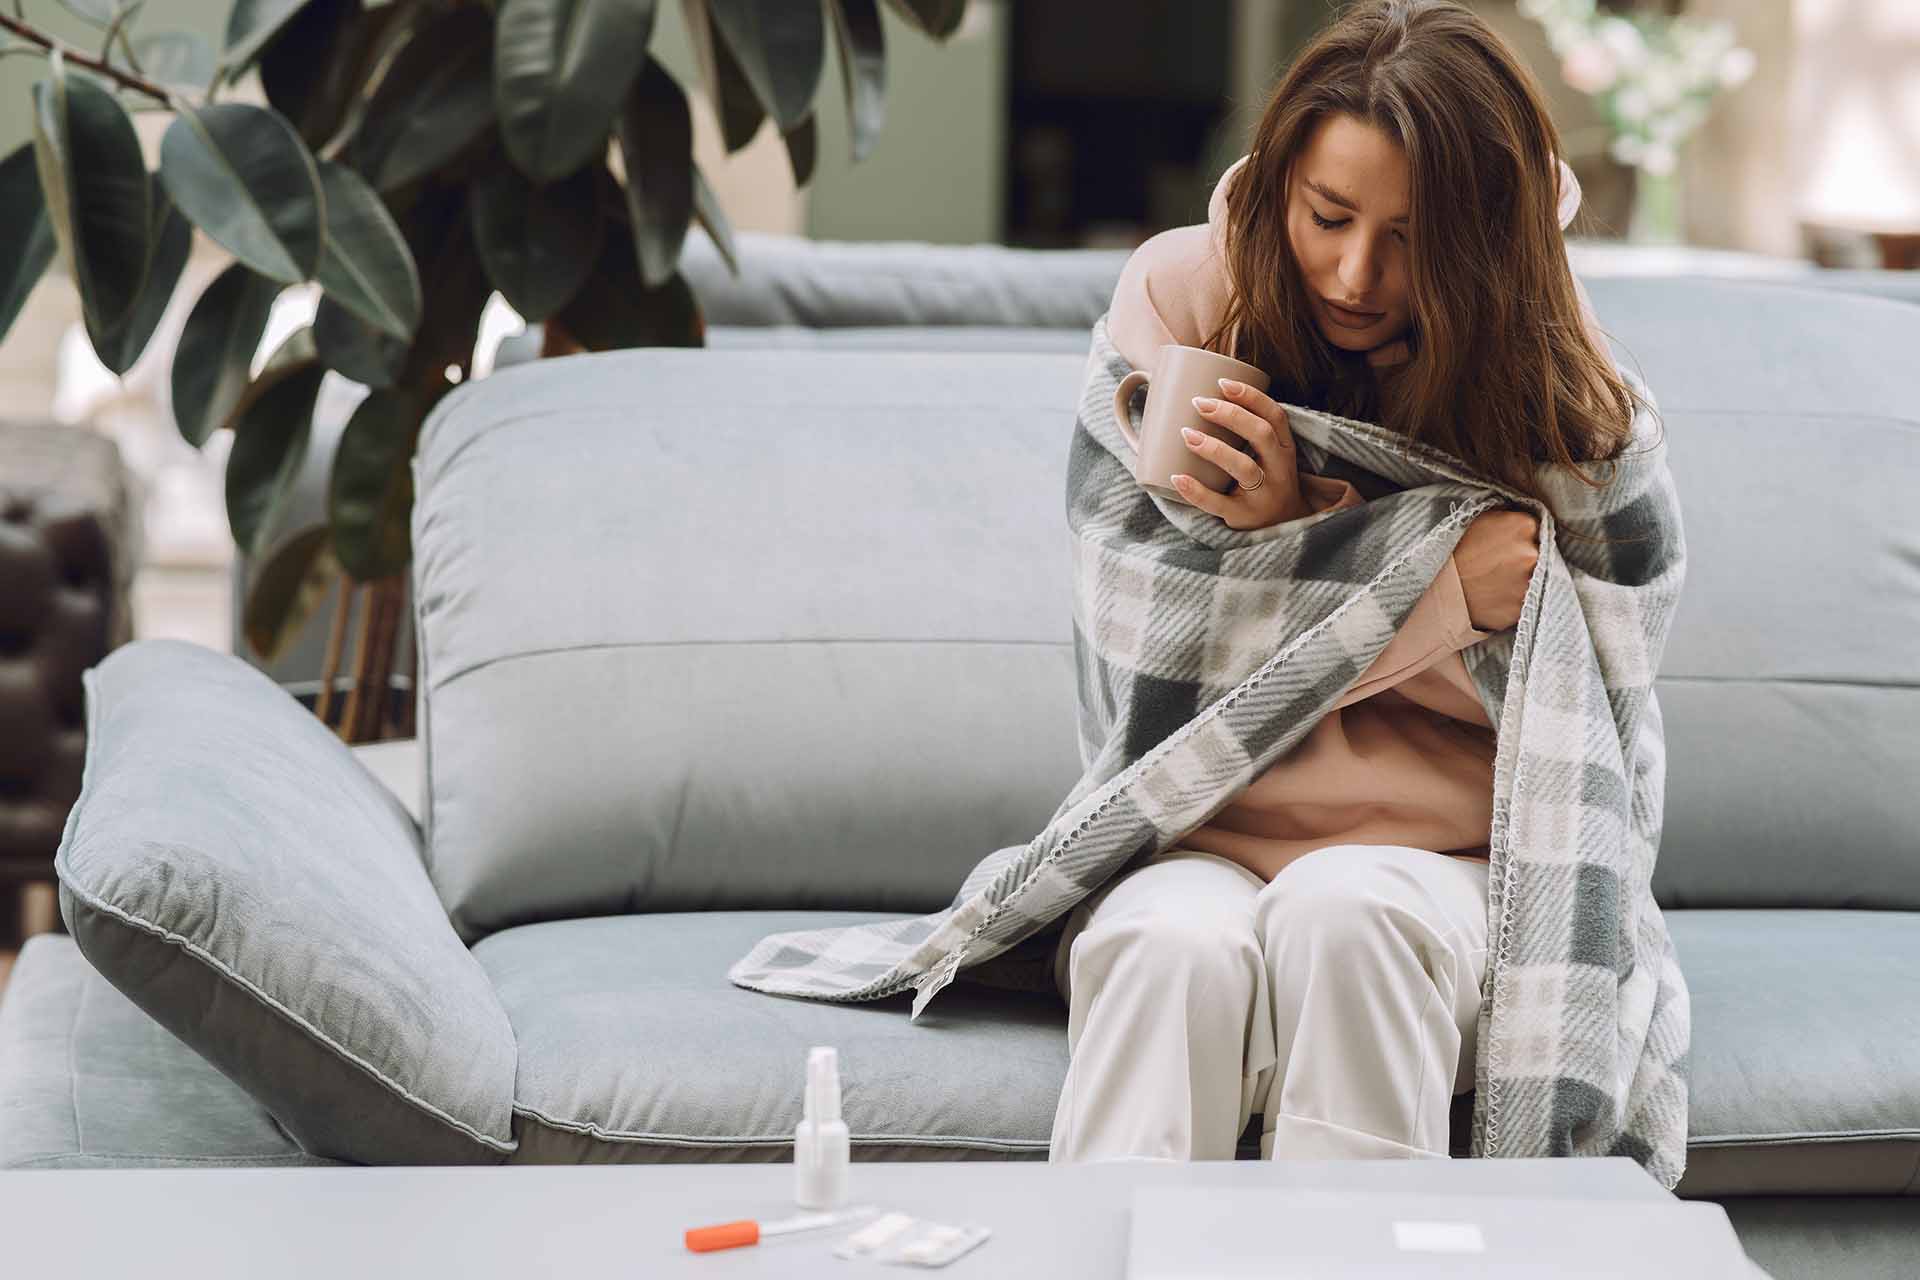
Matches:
[685,1204,880,1252]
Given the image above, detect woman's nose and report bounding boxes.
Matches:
[1338,240,1382,296]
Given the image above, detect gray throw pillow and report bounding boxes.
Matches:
[55,639,518,1164]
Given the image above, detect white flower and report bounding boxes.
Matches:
[1561,40,1620,94]
[1718,47,1756,89]
[1610,135,1646,166]
[1598,17,1649,73]
[1648,113,1691,145]
[1639,142,1678,177]
[1612,86,1652,124]
[1546,19,1590,55]
[1680,22,1731,77]
[1640,60,1685,110]
[1696,21,1736,60]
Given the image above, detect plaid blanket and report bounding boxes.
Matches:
[728,313,1691,1189]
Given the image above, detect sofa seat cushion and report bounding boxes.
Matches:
[0,934,343,1168]
[473,911,1074,1162]
[1670,909,1920,1197]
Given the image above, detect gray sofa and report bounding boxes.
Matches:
[229,231,1920,702]
[1,245,1917,1280]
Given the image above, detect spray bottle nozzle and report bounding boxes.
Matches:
[803,1045,842,1126]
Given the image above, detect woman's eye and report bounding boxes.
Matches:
[1309,208,1408,244]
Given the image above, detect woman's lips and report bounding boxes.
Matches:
[1321,298,1384,329]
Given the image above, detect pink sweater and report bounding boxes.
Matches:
[1104,155,1584,881]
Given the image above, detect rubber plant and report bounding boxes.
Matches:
[0,0,970,742]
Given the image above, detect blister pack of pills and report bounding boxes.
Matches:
[833,1210,992,1267]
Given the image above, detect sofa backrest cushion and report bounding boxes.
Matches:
[678,228,1130,331]
[411,348,1091,941]
[414,277,1920,940]
[1587,277,1920,909]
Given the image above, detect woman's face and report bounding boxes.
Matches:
[1286,114,1414,356]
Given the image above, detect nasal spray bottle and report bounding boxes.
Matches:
[794,1046,850,1209]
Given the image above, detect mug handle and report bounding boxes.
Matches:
[1113,370,1150,454]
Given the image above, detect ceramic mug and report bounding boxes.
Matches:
[1113,344,1273,504]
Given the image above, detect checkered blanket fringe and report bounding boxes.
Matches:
[728,313,1691,1190]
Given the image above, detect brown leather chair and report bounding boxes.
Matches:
[0,421,136,940]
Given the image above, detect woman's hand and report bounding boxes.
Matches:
[1171,378,1310,531]
[1453,510,1541,632]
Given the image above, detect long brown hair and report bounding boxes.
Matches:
[1204,0,1650,532]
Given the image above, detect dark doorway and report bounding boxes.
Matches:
[1003,0,1236,248]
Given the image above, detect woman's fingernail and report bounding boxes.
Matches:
[1218,378,1243,394]
[1192,396,1217,412]
[1181,427,1201,443]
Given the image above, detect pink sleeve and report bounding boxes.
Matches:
[1331,553,1492,711]
[1105,224,1228,371]
[1106,229,1189,370]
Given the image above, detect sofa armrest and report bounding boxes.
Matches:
[54,639,517,1164]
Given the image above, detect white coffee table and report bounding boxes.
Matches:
[0,1156,1768,1277]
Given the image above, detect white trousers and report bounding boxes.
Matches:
[1047,844,1491,1163]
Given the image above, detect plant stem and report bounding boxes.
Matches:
[0,10,174,102]
[316,572,353,732]
[111,20,142,75]
[339,578,381,742]
[98,4,129,63]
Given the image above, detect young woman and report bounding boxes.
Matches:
[1048,0,1649,1164]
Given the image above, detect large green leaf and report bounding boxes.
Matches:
[260,0,395,150]
[328,386,421,580]
[554,214,703,351]
[882,0,965,38]
[160,102,324,284]
[226,339,326,556]
[171,262,280,446]
[612,57,692,289]
[313,160,421,340]
[691,163,738,275]
[0,144,58,345]
[242,523,339,663]
[31,62,152,337]
[89,173,192,375]
[350,5,495,192]
[781,112,815,188]
[134,30,216,92]
[222,324,320,433]
[495,0,656,182]
[314,294,407,389]
[469,158,600,322]
[682,0,764,154]
[706,0,824,133]
[222,0,314,75]
[827,0,885,164]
